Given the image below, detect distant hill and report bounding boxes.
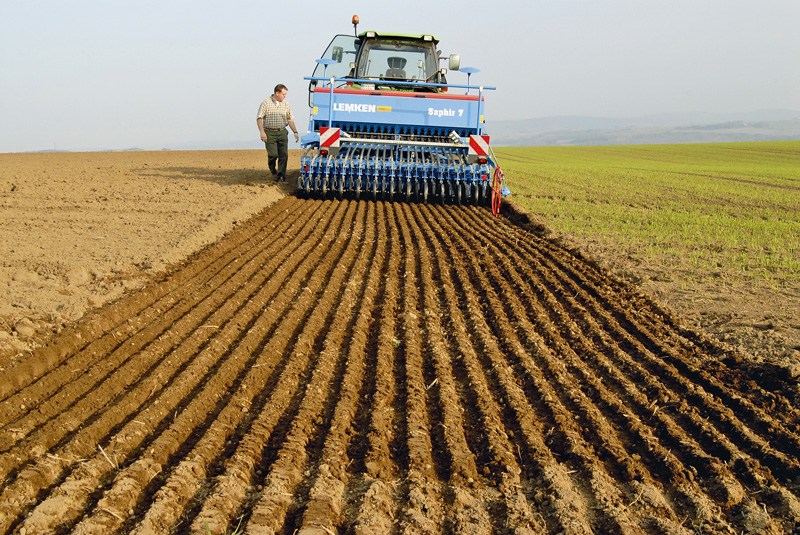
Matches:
[26,110,800,153]
[488,109,800,146]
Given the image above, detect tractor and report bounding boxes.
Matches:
[300,15,505,212]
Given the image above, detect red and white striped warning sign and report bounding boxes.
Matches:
[320,127,341,148]
[468,135,490,157]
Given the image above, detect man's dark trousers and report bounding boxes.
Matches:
[264,128,288,179]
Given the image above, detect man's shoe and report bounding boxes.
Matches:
[277,174,285,182]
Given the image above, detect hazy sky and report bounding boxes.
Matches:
[2,0,798,152]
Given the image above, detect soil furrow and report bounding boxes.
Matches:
[0,198,336,484]
[1,200,348,534]
[0,197,326,456]
[405,204,496,534]
[135,200,362,535]
[11,196,317,407]
[467,213,786,532]
[0,196,302,403]
[515,242,800,505]
[233,200,374,533]
[419,204,555,534]
[416,212,594,534]
[549,261,800,468]
[503,220,800,439]
[3,196,800,535]
[296,201,390,533]
[348,201,404,535]
[476,225,743,519]
[393,203,443,535]
[436,205,657,534]
[408,206,478,483]
[63,199,346,535]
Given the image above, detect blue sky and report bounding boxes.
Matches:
[1,0,798,152]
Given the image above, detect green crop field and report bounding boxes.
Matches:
[494,141,800,288]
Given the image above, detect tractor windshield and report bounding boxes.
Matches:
[311,34,359,80]
[356,38,437,81]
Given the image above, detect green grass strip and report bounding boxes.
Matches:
[495,141,800,286]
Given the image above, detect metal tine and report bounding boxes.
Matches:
[358,142,367,194]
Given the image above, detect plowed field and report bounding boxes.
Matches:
[2,196,799,534]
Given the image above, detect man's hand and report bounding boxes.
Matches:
[293,132,300,143]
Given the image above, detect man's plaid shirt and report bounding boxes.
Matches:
[257,96,293,130]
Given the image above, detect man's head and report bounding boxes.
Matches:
[273,84,288,101]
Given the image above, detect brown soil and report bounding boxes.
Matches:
[542,221,800,376]
[0,150,294,359]
[1,150,799,534]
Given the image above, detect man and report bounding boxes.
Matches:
[256,84,299,182]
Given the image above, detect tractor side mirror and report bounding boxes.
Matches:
[332,46,344,63]
[449,54,460,71]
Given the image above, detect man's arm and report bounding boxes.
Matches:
[288,119,299,143]
[257,118,267,142]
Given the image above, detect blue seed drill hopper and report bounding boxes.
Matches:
[300,15,507,213]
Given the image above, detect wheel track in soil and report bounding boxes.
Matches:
[1,197,799,534]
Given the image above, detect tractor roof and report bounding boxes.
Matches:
[357,31,439,44]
